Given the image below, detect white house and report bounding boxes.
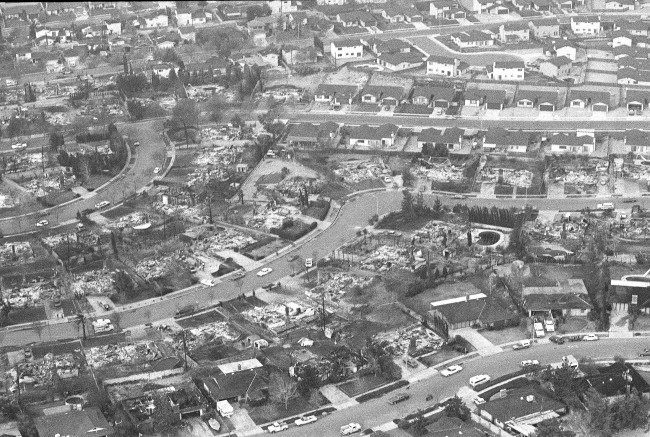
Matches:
[555,42,577,61]
[142,11,169,28]
[489,61,525,81]
[330,39,363,59]
[426,55,459,76]
[268,0,298,14]
[377,52,424,71]
[605,0,634,10]
[104,19,122,35]
[176,9,192,26]
[612,31,633,48]
[152,63,177,78]
[571,16,601,35]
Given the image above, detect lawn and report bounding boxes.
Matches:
[479,326,528,346]
[418,349,463,367]
[247,392,330,425]
[337,374,393,397]
[6,306,47,326]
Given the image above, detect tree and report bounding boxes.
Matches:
[296,365,320,397]
[172,98,199,149]
[126,100,146,120]
[401,189,415,220]
[269,373,298,410]
[538,364,584,408]
[49,131,65,151]
[402,168,414,187]
[74,313,87,340]
[444,396,470,421]
[536,419,575,437]
[152,394,181,435]
[433,196,442,213]
[113,270,135,301]
[608,390,649,432]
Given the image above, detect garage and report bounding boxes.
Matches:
[539,102,555,111]
[592,102,608,112]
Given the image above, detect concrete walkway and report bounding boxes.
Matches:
[230,407,262,436]
[319,385,358,409]
[451,327,503,356]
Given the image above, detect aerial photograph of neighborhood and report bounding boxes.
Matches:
[0,0,649,436]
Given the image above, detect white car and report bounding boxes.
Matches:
[257,267,273,277]
[452,194,465,199]
[11,143,27,150]
[94,201,110,209]
[544,319,555,332]
[383,176,392,184]
[153,167,161,174]
[440,364,463,377]
[340,423,362,435]
[295,415,317,426]
[469,374,491,388]
[583,334,599,341]
[267,422,289,433]
[36,220,49,227]
[521,360,540,368]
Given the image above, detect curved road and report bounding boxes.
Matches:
[274,337,650,437]
[0,119,166,235]
[2,190,648,346]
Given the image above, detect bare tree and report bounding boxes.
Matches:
[269,372,298,410]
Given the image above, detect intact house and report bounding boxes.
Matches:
[151,63,179,79]
[499,22,530,43]
[1,2,42,20]
[32,51,63,73]
[451,30,494,48]
[515,89,560,111]
[539,56,572,78]
[571,16,601,36]
[140,10,169,29]
[626,89,649,113]
[623,129,650,154]
[417,127,464,151]
[568,89,611,112]
[336,10,378,27]
[544,40,578,61]
[612,30,634,48]
[377,52,425,71]
[617,67,639,85]
[619,20,650,37]
[359,85,405,106]
[348,124,399,148]
[426,55,468,76]
[330,39,363,59]
[410,85,456,109]
[530,17,560,38]
[478,385,567,433]
[368,38,413,56]
[34,407,114,437]
[482,128,533,153]
[200,369,268,404]
[582,362,650,402]
[286,122,340,147]
[464,89,507,109]
[428,293,518,330]
[605,0,635,10]
[549,132,596,154]
[488,61,525,81]
[375,3,423,23]
[522,279,592,318]
[314,84,359,106]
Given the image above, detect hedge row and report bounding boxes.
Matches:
[355,379,409,403]
[271,220,317,241]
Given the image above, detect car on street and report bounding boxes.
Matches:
[340,423,362,435]
[512,340,531,350]
[549,335,565,345]
[94,201,110,209]
[639,348,650,357]
[520,360,540,368]
[583,334,599,341]
[262,282,281,291]
[257,267,273,277]
[267,422,289,433]
[440,364,463,377]
[77,223,84,230]
[36,220,49,227]
[469,374,491,388]
[153,167,161,174]
[452,194,465,199]
[294,415,317,426]
[388,393,410,404]
[231,271,246,280]
[11,143,27,150]
[622,198,637,203]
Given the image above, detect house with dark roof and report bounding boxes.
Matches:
[336,10,377,27]
[425,416,484,437]
[482,128,533,153]
[286,122,339,147]
[618,67,638,84]
[478,385,567,433]
[451,30,494,48]
[549,132,595,154]
[314,84,359,105]
[428,292,518,330]
[360,85,405,106]
[411,85,456,108]
[612,30,634,48]
[348,124,399,148]
[34,407,114,437]
[515,89,560,111]
[619,20,649,37]
[377,51,425,71]
[522,279,592,317]
[200,369,268,404]
[530,17,560,38]
[623,129,650,154]
[583,362,650,402]
[368,38,412,56]
[417,128,442,147]
[568,89,610,112]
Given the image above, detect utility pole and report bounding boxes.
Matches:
[182,330,188,371]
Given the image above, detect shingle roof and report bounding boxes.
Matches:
[480,386,566,423]
[34,407,113,437]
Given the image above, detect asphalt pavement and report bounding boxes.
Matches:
[274,337,650,437]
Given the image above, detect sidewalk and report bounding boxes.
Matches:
[319,385,358,409]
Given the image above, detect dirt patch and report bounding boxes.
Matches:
[323,66,369,88]
[419,349,463,367]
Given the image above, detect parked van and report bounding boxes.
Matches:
[305,258,313,268]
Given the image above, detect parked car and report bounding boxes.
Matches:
[36,220,49,227]
[267,422,289,433]
[257,267,273,277]
[469,374,491,388]
[11,143,27,150]
[153,167,161,174]
[512,340,531,350]
[304,258,313,268]
[101,303,111,311]
[340,423,362,435]
[544,319,555,332]
[452,194,465,199]
[388,393,410,404]
[622,198,637,203]
[262,282,281,291]
[231,271,246,280]
[295,415,317,426]
[520,360,540,368]
[549,335,565,344]
[94,200,110,209]
[566,334,582,342]
[582,334,599,341]
[440,364,463,377]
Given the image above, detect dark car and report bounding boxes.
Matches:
[549,335,565,344]
[262,282,281,291]
[175,304,197,318]
[389,393,410,405]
